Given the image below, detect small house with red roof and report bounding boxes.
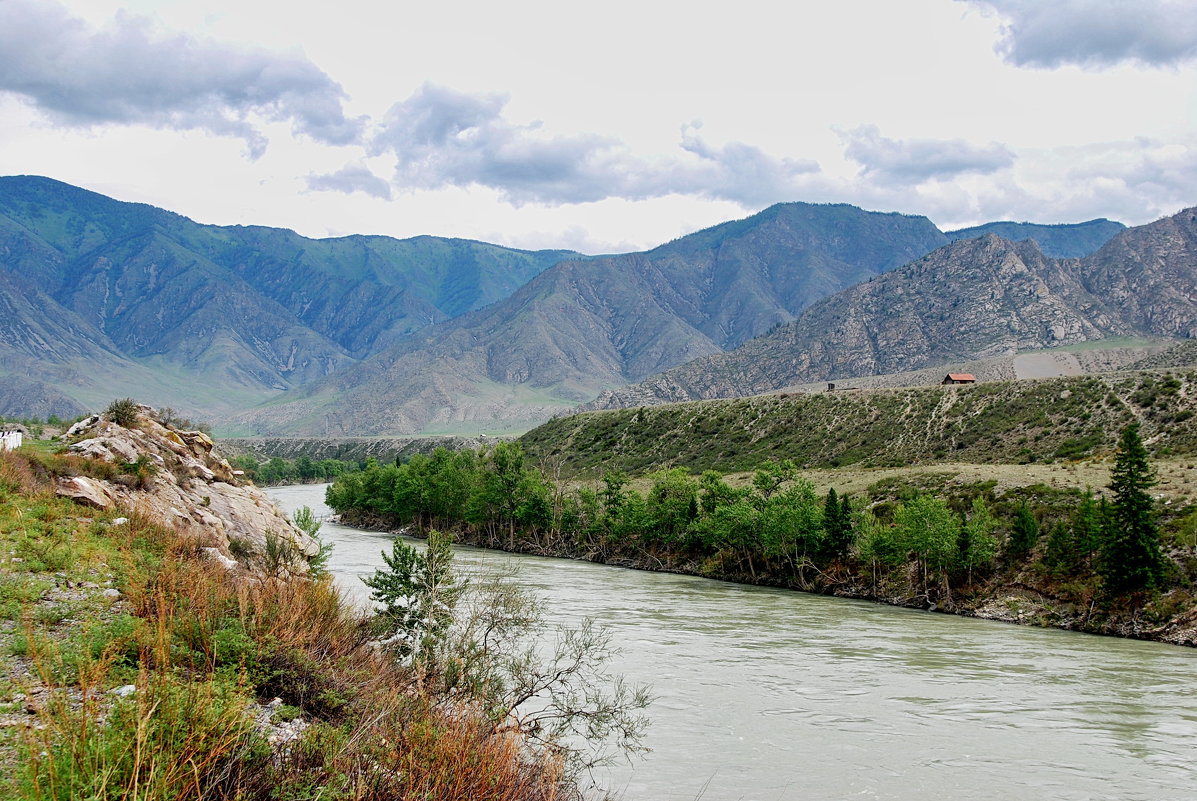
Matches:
[941,373,976,385]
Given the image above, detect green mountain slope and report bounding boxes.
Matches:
[0,176,579,417]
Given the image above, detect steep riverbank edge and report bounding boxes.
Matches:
[337,508,1197,648]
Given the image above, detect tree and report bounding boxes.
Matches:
[436,567,652,780]
[820,489,854,560]
[957,497,998,583]
[292,505,333,578]
[1072,490,1104,563]
[363,530,459,662]
[893,495,959,593]
[751,459,796,499]
[1043,521,1079,576]
[1099,423,1164,593]
[1007,503,1039,561]
[105,397,140,427]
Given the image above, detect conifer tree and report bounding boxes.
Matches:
[821,488,853,559]
[1044,521,1079,576]
[1073,490,1104,563]
[363,530,459,661]
[1007,503,1039,561]
[1099,423,1164,593]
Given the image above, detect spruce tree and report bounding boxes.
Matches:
[821,489,853,559]
[1007,503,1039,561]
[1072,490,1104,564]
[1044,521,1079,576]
[1099,423,1164,593]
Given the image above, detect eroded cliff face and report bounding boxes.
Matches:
[54,406,317,565]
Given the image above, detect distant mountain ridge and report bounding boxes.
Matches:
[588,207,1197,410]
[0,175,1143,432]
[0,175,579,416]
[231,203,957,434]
[945,218,1125,258]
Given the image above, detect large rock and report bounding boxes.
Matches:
[55,476,115,510]
[60,408,317,566]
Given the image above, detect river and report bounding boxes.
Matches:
[267,484,1197,801]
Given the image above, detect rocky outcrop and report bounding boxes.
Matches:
[56,407,318,564]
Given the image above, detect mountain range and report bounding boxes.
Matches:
[4,174,1181,435]
[0,176,578,419]
[588,207,1197,410]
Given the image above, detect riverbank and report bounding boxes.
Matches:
[273,478,1197,801]
[336,507,1197,648]
[0,413,585,801]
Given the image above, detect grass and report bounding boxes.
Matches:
[0,444,575,801]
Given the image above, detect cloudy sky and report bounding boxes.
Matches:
[1,0,1194,253]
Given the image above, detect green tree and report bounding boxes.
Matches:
[105,397,140,427]
[295,455,318,481]
[645,469,700,545]
[820,489,853,560]
[1072,490,1104,562]
[751,459,796,499]
[1007,503,1039,561]
[1044,520,1080,576]
[1099,423,1164,593]
[363,530,460,662]
[893,495,959,593]
[957,497,998,583]
[292,505,333,578]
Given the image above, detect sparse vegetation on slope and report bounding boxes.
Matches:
[523,371,1197,477]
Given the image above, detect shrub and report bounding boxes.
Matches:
[104,398,140,428]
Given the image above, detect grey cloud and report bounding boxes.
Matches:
[964,0,1197,68]
[0,0,362,156]
[371,84,820,207]
[306,165,392,200]
[839,125,1015,184]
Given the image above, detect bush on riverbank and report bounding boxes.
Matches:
[230,454,357,486]
[325,436,1197,643]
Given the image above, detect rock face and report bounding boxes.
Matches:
[56,407,318,564]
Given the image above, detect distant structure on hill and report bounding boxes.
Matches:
[0,426,25,451]
[942,373,977,385]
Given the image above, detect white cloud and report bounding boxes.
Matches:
[368,84,821,207]
[0,0,362,157]
[964,0,1197,68]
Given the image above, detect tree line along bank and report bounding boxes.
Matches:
[324,424,1192,640]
